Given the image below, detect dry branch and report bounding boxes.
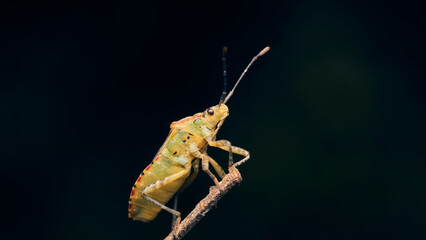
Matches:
[164,166,243,240]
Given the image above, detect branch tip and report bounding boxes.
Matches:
[164,166,243,240]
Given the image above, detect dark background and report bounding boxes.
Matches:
[1,0,425,239]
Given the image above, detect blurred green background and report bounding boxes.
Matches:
[1,0,425,239]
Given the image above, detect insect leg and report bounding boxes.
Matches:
[142,194,181,228]
[141,168,191,228]
[179,159,200,192]
[202,155,220,186]
[207,140,250,167]
[192,150,226,186]
[206,157,226,179]
[171,193,179,231]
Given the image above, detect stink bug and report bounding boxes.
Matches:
[128,46,270,229]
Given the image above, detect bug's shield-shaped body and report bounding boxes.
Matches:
[128,104,229,222]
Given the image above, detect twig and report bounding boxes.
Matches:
[164,166,243,240]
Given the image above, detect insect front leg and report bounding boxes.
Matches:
[141,168,191,229]
[207,139,250,168]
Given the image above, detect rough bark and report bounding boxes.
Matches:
[164,166,243,240]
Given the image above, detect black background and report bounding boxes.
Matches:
[1,0,425,239]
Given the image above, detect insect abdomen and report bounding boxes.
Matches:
[128,129,206,222]
[128,154,191,222]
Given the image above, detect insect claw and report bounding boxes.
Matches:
[214,179,220,187]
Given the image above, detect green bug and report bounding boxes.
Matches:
[128,46,270,228]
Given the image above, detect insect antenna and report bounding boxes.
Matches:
[219,46,228,105]
[222,46,270,104]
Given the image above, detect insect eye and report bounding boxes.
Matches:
[207,108,214,115]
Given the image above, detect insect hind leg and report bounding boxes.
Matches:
[171,193,179,231]
[140,168,190,231]
[142,194,181,230]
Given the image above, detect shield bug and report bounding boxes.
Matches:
[128,46,270,230]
